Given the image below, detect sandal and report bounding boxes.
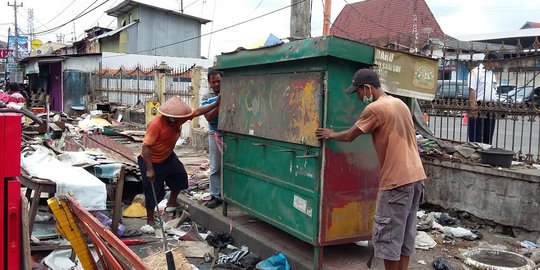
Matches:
[121,229,142,238]
[164,206,180,213]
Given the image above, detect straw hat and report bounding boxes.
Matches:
[158,96,193,118]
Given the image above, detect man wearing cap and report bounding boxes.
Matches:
[139,96,220,225]
[316,69,426,270]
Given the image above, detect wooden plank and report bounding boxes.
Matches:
[21,193,32,270]
[111,166,125,236]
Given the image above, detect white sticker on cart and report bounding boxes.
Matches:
[306,206,312,217]
[293,194,307,214]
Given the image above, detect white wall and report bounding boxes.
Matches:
[63,55,102,72]
[101,52,213,69]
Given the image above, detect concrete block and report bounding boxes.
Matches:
[423,158,540,232]
[191,127,209,151]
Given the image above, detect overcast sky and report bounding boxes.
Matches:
[1,0,540,58]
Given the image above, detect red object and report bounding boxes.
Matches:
[1,113,22,177]
[31,107,46,114]
[7,180,21,270]
[121,239,156,246]
[331,0,447,46]
[66,197,151,269]
[0,113,22,269]
[0,49,11,59]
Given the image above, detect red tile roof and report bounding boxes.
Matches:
[331,0,447,47]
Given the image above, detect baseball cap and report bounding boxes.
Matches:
[344,69,380,94]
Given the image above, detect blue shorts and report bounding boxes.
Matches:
[138,153,188,210]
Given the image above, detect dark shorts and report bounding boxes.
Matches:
[372,181,425,261]
[137,153,188,210]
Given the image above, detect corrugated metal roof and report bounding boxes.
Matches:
[90,21,139,41]
[64,134,137,165]
[106,0,210,24]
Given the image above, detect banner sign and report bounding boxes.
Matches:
[8,36,30,59]
[0,49,12,58]
[374,48,437,100]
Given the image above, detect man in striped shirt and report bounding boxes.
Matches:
[201,69,223,208]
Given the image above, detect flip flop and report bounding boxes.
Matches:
[164,206,180,213]
[121,229,142,238]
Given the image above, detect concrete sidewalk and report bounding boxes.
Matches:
[178,194,374,270]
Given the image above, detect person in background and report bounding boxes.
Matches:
[6,82,26,105]
[139,96,220,225]
[316,69,426,270]
[201,69,223,209]
[468,52,499,144]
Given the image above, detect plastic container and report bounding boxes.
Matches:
[479,148,514,168]
[95,212,126,236]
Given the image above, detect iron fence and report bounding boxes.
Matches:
[419,37,540,164]
[94,65,194,107]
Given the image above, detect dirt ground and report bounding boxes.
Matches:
[127,144,540,269]
[30,141,540,269]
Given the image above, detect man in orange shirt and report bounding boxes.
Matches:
[139,96,220,225]
[316,69,426,270]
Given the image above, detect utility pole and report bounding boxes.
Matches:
[322,0,331,36]
[180,0,183,13]
[73,21,76,42]
[290,0,311,40]
[4,27,10,82]
[8,0,23,60]
[27,8,34,40]
[411,0,418,53]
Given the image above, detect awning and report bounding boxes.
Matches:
[25,60,39,74]
[90,20,139,41]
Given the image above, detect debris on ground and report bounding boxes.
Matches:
[206,231,234,248]
[432,258,453,270]
[256,252,291,270]
[416,231,437,250]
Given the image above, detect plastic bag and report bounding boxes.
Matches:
[256,253,291,270]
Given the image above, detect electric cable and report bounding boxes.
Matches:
[32,0,106,36]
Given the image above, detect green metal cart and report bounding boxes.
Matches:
[216,36,381,269]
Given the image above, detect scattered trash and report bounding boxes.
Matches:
[521,240,538,249]
[216,250,250,266]
[140,224,155,234]
[42,248,100,270]
[204,252,213,263]
[95,212,126,236]
[179,222,205,241]
[122,201,147,218]
[435,213,457,226]
[191,192,211,201]
[437,224,481,241]
[256,253,291,270]
[418,260,427,265]
[415,231,437,250]
[176,241,214,258]
[206,231,234,248]
[432,258,453,270]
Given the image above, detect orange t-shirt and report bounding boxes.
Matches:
[142,114,193,163]
[355,96,426,190]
